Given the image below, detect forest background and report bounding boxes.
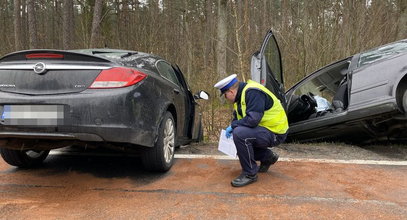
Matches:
[0,0,406,142]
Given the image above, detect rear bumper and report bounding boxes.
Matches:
[0,126,154,147]
[0,86,159,148]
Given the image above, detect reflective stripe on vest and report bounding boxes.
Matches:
[233,80,289,134]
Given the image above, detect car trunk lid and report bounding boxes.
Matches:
[0,50,114,95]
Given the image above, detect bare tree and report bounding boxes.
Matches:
[231,1,245,81]
[397,0,407,39]
[216,0,227,80]
[63,0,74,49]
[13,0,22,50]
[27,0,38,49]
[182,0,193,79]
[90,0,104,48]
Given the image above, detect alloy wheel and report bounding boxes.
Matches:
[163,118,175,163]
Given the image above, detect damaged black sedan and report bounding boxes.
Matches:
[252,30,407,144]
[0,49,208,171]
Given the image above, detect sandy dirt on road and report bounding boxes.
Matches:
[177,142,407,161]
[1,153,406,219]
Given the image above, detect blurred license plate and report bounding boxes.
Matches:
[1,105,64,126]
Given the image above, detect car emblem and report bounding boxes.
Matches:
[33,62,47,74]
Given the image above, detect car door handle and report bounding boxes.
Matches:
[173,89,180,94]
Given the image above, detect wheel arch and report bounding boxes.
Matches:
[151,102,178,147]
[166,103,177,129]
[394,72,407,112]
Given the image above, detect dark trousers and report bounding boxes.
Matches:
[232,126,287,175]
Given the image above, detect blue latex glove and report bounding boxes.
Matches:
[225,125,233,139]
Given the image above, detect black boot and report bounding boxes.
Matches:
[258,151,279,173]
[231,173,258,187]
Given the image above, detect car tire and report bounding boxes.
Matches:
[402,90,407,113]
[142,112,175,172]
[0,148,49,168]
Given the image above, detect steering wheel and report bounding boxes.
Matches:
[301,92,317,109]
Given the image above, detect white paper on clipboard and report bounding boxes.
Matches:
[218,129,237,158]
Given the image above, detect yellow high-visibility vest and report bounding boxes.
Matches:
[234,80,289,134]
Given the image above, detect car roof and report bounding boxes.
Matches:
[357,39,407,68]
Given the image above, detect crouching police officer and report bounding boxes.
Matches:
[214,74,289,187]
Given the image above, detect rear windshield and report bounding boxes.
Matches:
[358,40,407,67]
[71,49,158,73]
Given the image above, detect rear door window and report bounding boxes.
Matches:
[156,61,181,87]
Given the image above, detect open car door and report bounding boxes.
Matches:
[250,30,286,110]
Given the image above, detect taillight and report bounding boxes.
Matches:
[90,67,147,89]
[26,53,64,59]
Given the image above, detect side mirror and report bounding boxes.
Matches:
[194,91,209,100]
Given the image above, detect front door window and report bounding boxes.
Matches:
[263,36,283,85]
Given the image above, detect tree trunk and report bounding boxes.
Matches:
[90,0,104,48]
[183,0,193,80]
[27,0,38,49]
[216,0,227,80]
[203,0,213,68]
[14,0,23,50]
[397,0,407,39]
[232,1,245,81]
[63,0,74,49]
[114,0,121,48]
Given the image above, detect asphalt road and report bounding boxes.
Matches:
[0,143,406,219]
